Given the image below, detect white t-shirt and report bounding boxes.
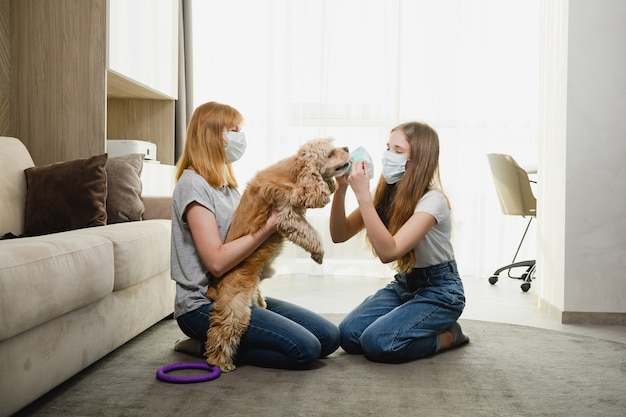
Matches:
[170,170,240,318]
[412,189,455,268]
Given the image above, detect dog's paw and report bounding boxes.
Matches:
[311,252,324,264]
[219,362,237,373]
[206,357,236,373]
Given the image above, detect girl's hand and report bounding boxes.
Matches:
[265,207,279,233]
[347,160,371,196]
[335,171,349,188]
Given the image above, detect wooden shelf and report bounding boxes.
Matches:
[10,0,177,166]
[107,70,175,101]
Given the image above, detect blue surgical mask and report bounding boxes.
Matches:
[381,150,408,184]
[349,146,374,179]
[224,131,247,164]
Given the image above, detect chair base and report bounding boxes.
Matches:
[488,260,535,292]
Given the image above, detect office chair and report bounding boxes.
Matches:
[486,153,536,292]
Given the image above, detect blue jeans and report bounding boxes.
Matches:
[176,297,340,370]
[339,260,465,363]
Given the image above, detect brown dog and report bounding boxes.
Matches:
[205,138,350,371]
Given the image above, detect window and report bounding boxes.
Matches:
[190,0,540,277]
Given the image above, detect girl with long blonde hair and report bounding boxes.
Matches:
[329,121,468,363]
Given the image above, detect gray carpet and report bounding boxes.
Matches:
[14,316,626,417]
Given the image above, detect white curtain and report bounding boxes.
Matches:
[190,0,541,279]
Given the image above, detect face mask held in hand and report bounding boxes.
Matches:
[224,131,247,164]
[381,150,408,184]
[349,146,374,179]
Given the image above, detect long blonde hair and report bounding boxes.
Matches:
[175,101,244,188]
[370,121,450,272]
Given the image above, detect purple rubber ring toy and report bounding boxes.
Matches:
[156,362,221,384]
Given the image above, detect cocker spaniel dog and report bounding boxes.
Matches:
[205,138,350,371]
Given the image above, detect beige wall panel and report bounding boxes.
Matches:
[11,0,106,166]
[0,0,10,135]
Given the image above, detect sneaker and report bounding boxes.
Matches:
[174,338,203,357]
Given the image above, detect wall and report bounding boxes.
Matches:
[0,0,9,135]
[564,0,626,319]
[10,0,107,166]
[537,0,568,316]
[538,0,626,323]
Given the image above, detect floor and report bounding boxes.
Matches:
[263,272,626,344]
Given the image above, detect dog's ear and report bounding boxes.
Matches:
[291,153,331,208]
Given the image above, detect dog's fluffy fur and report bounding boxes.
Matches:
[205,138,350,371]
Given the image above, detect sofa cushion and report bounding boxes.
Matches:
[24,154,108,237]
[70,220,171,291]
[0,233,114,341]
[0,137,35,237]
[105,153,145,224]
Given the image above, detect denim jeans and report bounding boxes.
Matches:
[176,297,340,370]
[339,260,465,363]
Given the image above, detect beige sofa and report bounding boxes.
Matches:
[0,137,176,416]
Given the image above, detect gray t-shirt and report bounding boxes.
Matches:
[170,170,241,318]
[413,189,455,268]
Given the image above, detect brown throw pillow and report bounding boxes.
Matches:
[23,154,108,236]
[105,153,145,223]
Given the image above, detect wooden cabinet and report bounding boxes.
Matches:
[10,0,178,166]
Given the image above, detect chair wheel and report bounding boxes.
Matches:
[521,282,531,292]
[488,276,498,285]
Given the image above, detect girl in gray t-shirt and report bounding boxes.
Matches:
[171,101,339,369]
